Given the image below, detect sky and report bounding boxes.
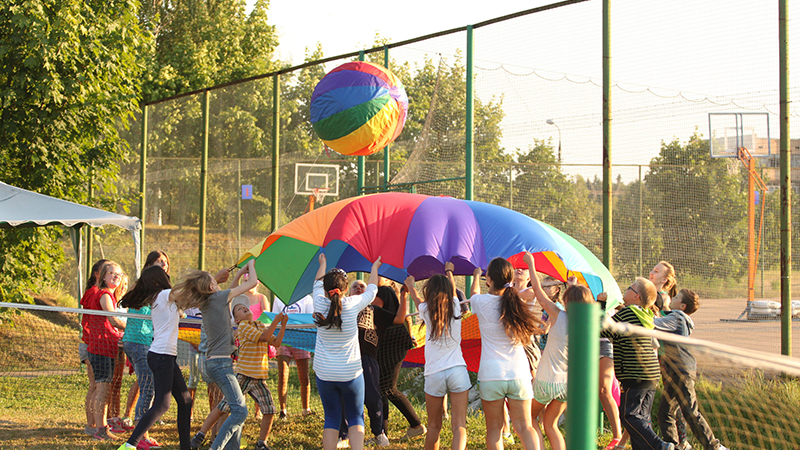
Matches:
[250,0,796,180]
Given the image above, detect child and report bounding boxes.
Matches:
[272,294,314,419]
[314,253,381,450]
[191,297,288,450]
[170,260,259,450]
[84,261,127,441]
[600,277,674,450]
[469,257,545,450]
[655,289,728,450]
[525,253,592,450]
[405,261,469,450]
[80,258,109,436]
[108,274,130,432]
[118,265,171,449]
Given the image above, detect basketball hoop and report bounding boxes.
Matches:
[307,188,329,212]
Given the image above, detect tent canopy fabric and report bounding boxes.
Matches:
[0,181,142,295]
[0,181,141,231]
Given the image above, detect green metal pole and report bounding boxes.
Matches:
[272,74,281,232]
[567,302,600,450]
[237,159,242,256]
[465,25,474,202]
[139,105,148,266]
[383,46,391,192]
[779,0,791,356]
[602,0,612,271]
[465,25,475,291]
[357,51,366,196]
[199,91,210,271]
[639,165,642,276]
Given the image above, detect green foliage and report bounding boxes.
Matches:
[644,133,747,279]
[0,0,147,303]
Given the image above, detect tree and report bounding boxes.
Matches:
[644,133,747,279]
[0,0,148,302]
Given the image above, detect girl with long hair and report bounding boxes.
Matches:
[405,261,469,450]
[169,260,258,450]
[84,261,127,441]
[117,265,172,449]
[469,257,544,450]
[80,258,109,436]
[313,253,382,450]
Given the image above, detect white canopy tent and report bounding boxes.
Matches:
[0,181,141,296]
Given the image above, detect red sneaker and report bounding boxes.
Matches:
[143,438,163,449]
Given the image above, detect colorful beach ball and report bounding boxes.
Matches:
[310,61,408,157]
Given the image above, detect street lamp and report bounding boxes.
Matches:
[546,119,562,162]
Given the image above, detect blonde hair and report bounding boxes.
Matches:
[114,274,129,302]
[633,277,658,310]
[170,270,216,310]
[658,261,677,298]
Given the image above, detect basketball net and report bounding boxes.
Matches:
[306,188,329,212]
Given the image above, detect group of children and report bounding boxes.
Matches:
[78,249,727,450]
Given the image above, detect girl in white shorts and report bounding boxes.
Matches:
[469,254,545,450]
[405,261,469,450]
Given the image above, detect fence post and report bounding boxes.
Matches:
[272,74,281,232]
[384,46,391,192]
[139,104,148,266]
[358,51,366,196]
[199,90,209,271]
[566,301,600,450]
[602,0,613,271]
[779,0,792,356]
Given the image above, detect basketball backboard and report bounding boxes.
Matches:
[294,163,340,197]
[708,112,771,158]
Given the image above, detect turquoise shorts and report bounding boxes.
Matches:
[533,379,567,404]
[479,379,533,401]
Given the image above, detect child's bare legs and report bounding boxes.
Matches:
[617,430,630,449]
[501,400,512,439]
[123,379,139,419]
[108,348,125,419]
[92,381,111,429]
[207,383,224,437]
[324,426,364,450]
[424,394,445,450]
[539,400,566,450]
[507,398,539,450]
[199,406,225,435]
[296,358,311,411]
[259,413,274,441]
[449,390,469,450]
[599,357,622,442]
[85,362,97,428]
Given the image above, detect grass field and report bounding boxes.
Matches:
[3,305,800,449]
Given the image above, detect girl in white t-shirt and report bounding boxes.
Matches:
[405,261,469,450]
[524,252,593,450]
[469,256,545,450]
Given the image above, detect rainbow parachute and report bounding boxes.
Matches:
[310,61,408,156]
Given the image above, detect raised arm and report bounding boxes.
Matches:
[445,261,457,296]
[524,252,561,321]
[404,275,423,309]
[228,260,258,301]
[366,256,382,287]
[272,312,289,347]
[393,284,408,325]
[315,253,327,281]
[469,266,482,298]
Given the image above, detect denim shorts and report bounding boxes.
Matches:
[88,351,115,383]
[479,379,533,402]
[424,366,471,397]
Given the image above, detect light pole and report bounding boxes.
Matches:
[546,119,562,162]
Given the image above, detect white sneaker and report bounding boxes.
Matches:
[336,438,350,449]
[365,433,390,447]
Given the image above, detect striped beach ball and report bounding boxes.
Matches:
[310,61,408,156]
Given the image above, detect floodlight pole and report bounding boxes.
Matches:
[779,0,791,356]
[602,0,613,271]
[272,74,280,232]
[139,104,148,266]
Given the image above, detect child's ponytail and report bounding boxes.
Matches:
[314,269,348,329]
[488,258,544,345]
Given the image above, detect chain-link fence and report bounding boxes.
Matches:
[102,0,800,354]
